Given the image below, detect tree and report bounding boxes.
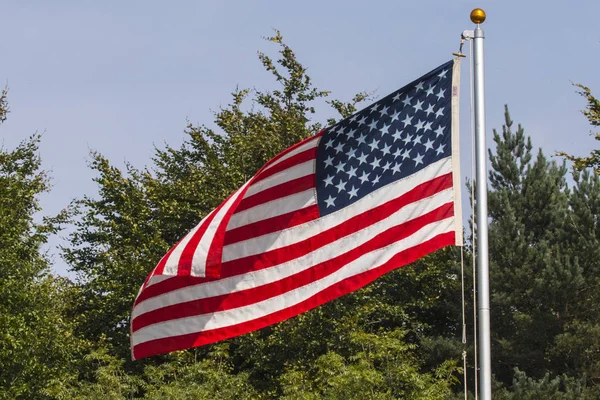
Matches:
[0,123,80,397]
[64,32,463,398]
[557,84,600,174]
[493,369,599,400]
[486,106,600,390]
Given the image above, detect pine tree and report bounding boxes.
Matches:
[487,106,600,390]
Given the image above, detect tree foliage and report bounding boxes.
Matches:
[2,32,600,399]
[57,32,462,398]
[0,124,80,398]
[557,84,600,174]
[486,106,600,393]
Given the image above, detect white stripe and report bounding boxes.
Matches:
[132,188,453,319]
[227,189,316,231]
[244,160,315,198]
[261,136,320,173]
[161,208,217,276]
[145,275,173,288]
[189,181,251,277]
[132,217,454,345]
[223,157,452,262]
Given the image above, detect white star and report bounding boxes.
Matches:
[380,123,391,134]
[436,88,446,100]
[324,155,334,168]
[358,171,370,184]
[324,195,336,208]
[372,174,382,185]
[347,165,358,178]
[402,134,413,146]
[378,106,390,118]
[423,121,433,132]
[349,113,359,123]
[393,147,402,158]
[423,138,435,152]
[425,104,435,116]
[401,115,413,128]
[413,152,425,166]
[434,126,445,137]
[381,143,392,155]
[438,69,448,79]
[402,95,413,107]
[356,133,367,145]
[370,156,382,169]
[368,139,380,152]
[368,120,379,132]
[413,100,424,113]
[382,161,392,171]
[335,179,347,193]
[348,186,359,199]
[392,92,402,102]
[324,138,335,149]
[346,148,357,159]
[415,119,425,132]
[357,152,368,165]
[358,115,368,125]
[370,104,382,114]
[324,174,335,187]
[335,161,346,174]
[435,143,446,155]
[426,84,435,96]
[392,129,403,141]
[415,81,425,91]
[401,148,412,160]
[390,111,401,122]
[334,142,345,154]
[435,108,444,118]
[391,162,402,174]
[347,127,357,137]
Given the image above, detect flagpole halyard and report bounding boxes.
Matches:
[470,8,493,400]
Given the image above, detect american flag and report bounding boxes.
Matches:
[130,59,463,360]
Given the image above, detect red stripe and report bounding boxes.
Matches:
[131,202,453,332]
[132,231,455,359]
[235,175,316,213]
[134,173,452,305]
[258,133,321,172]
[151,247,177,277]
[177,199,230,276]
[224,204,320,246]
[252,148,317,184]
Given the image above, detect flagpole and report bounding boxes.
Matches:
[469,8,492,400]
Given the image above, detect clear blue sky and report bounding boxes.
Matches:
[1,1,599,275]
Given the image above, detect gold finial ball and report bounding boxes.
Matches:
[470,8,486,24]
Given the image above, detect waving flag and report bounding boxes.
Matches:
[131,59,463,360]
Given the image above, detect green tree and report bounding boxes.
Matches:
[487,106,570,382]
[557,84,600,174]
[486,106,600,390]
[493,369,599,400]
[64,32,464,398]
[0,128,80,397]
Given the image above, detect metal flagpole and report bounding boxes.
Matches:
[469,8,492,400]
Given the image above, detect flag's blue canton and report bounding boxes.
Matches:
[316,61,454,216]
